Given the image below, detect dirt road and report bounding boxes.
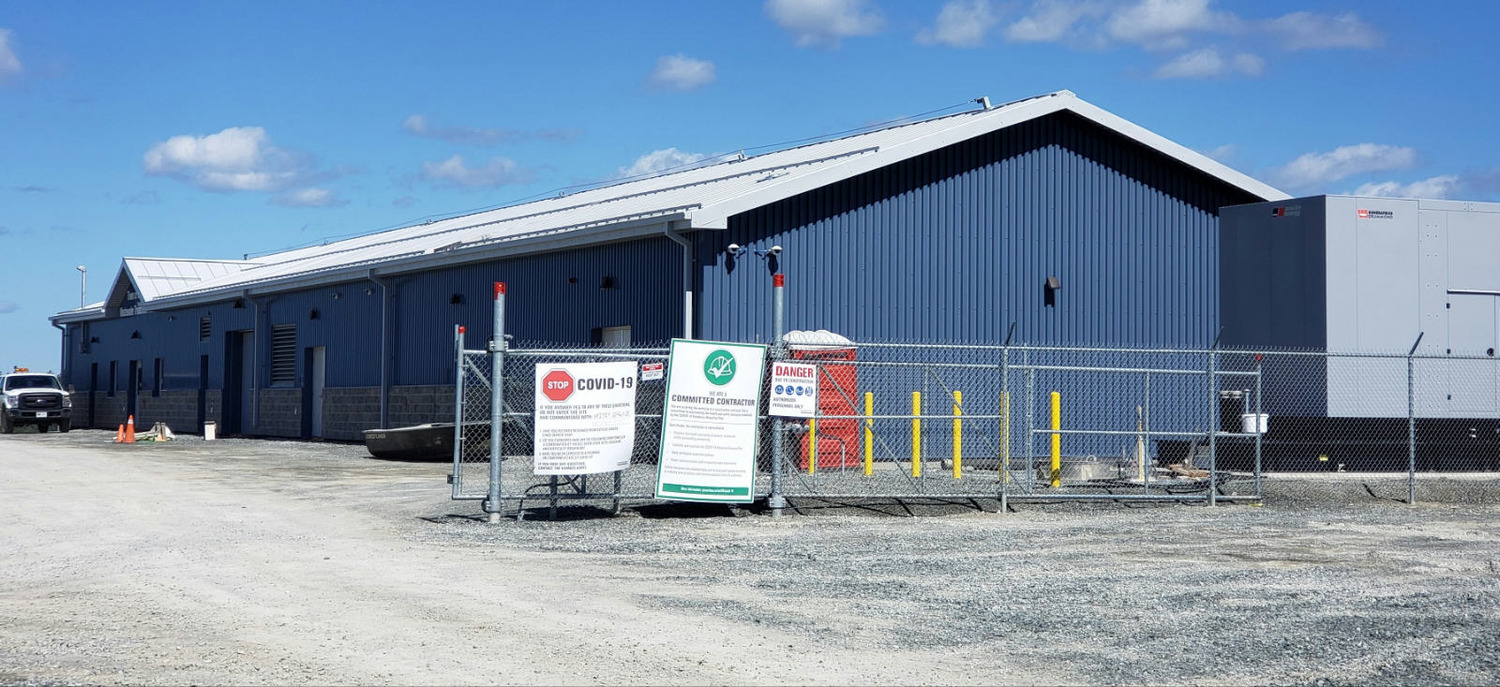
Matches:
[3,431,1499,685]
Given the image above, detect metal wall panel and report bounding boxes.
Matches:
[698,112,1258,347]
[68,237,683,398]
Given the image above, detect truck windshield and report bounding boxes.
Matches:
[4,375,61,390]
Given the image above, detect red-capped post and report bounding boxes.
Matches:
[769,269,787,516]
[451,322,467,498]
[488,281,507,522]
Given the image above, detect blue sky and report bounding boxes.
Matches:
[2,0,1497,370]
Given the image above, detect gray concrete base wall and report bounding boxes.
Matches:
[137,391,201,433]
[322,387,380,441]
[256,388,303,438]
[70,390,222,434]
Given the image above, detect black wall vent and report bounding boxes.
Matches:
[199,317,211,342]
[270,324,297,385]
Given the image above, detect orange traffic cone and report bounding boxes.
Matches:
[115,424,125,443]
[124,415,136,444]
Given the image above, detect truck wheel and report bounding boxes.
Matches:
[58,420,71,433]
[0,414,12,434]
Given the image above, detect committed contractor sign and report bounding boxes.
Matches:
[655,339,767,502]
[533,361,638,475]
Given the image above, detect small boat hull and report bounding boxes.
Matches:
[364,423,454,461]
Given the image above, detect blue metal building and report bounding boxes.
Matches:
[51,91,1286,440]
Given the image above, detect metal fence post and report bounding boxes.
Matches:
[487,282,507,524]
[1254,354,1264,500]
[1208,347,1218,507]
[999,346,1009,513]
[451,324,465,500]
[1408,332,1423,505]
[769,273,787,517]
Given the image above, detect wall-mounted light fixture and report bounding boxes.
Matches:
[1044,275,1061,307]
[331,291,342,300]
[130,330,141,339]
[599,276,615,289]
[233,298,246,309]
[449,294,464,305]
[309,309,320,320]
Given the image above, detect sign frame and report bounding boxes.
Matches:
[654,338,768,503]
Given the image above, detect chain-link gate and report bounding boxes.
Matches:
[450,283,1500,519]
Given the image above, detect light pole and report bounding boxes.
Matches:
[75,265,86,308]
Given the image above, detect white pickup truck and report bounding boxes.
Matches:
[1,372,72,433]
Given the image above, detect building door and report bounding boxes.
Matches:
[126,360,140,421]
[301,346,326,439]
[88,363,98,429]
[196,355,209,433]
[223,331,253,435]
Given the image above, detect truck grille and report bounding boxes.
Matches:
[19,394,63,410]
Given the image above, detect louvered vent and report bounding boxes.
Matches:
[270,324,297,385]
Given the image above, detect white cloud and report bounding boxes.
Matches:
[1201,143,1236,162]
[918,0,1002,48]
[0,28,21,81]
[1153,47,1263,79]
[1106,0,1241,50]
[648,55,717,91]
[1352,175,1461,200]
[1266,11,1381,51]
[618,148,709,178]
[1003,0,1107,43]
[1270,143,1418,190]
[765,0,884,48]
[143,126,316,192]
[403,115,579,146]
[271,188,347,207]
[419,155,536,188]
[0,301,17,314]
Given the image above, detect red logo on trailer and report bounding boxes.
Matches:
[541,369,574,402]
[1358,209,1369,218]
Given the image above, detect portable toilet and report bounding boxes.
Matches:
[785,330,860,470]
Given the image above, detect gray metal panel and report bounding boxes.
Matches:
[1445,295,1497,415]
[1220,196,1327,351]
[1446,210,1500,292]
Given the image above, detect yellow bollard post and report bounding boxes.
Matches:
[999,391,1010,482]
[863,392,874,476]
[1050,391,1062,488]
[808,419,817,475]
[911,391,922,478]
[952,390,963,479]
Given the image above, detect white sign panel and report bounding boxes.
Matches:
[533,361,638,475]
[769,362,819,418]
[656,339,768,502]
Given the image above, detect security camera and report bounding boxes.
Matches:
[726,243,742,255]
[769,245,783,256]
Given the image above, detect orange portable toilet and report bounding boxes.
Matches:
[786,330,860,470]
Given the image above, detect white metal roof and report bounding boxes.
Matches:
[121,258,259,302]
[54,91,1287,322]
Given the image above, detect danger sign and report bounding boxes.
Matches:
[769,362,819,418]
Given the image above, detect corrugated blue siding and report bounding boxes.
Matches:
[66,236,684,398]
[392,236,682,384]
[697,112,1259,347]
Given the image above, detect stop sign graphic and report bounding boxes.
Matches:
[541,369,574,402]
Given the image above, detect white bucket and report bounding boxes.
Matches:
[1240,413,1268,435]
[204,421,217,441]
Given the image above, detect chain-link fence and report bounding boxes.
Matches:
[453,331,1500,518]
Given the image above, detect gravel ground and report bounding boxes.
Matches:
[3,429,1500,685]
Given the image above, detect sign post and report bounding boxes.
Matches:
[533,362,638,475]
[655,339,768,502]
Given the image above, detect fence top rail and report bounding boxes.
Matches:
[846,342,1491,360]
[508,349,670,359]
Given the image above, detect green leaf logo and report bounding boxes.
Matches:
[703,350,736,386]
